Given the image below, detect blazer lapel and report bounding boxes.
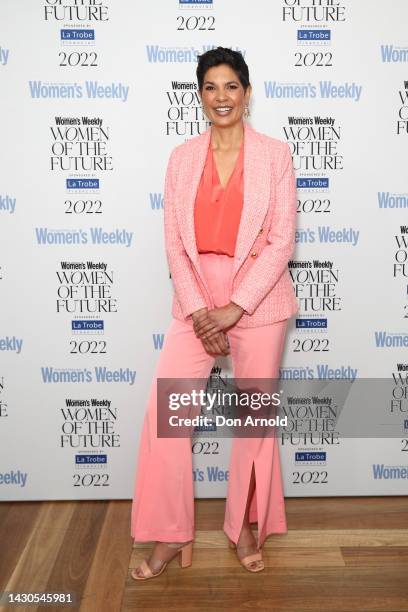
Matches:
[177,128,211,280]
[177,121,271,293]
[231,122,271,278]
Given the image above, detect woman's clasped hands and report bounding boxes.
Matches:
[191,303,244,356]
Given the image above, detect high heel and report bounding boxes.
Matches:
[179,541,193,568]
[228,537,264,573]
[131,541,193,581]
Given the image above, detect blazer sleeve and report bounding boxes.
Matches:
[230,142,296,315]
[163,148,208,319]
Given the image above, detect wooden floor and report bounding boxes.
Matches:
[1,497,407,612]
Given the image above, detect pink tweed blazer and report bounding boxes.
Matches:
[163,121,299,328]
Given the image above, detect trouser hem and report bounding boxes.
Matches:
[223,523,288,548]
[132,528,194,543]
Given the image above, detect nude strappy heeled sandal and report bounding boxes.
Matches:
[131,541,193,581]
[228,537,265,573]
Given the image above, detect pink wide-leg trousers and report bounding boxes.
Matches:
[131,253,288,548]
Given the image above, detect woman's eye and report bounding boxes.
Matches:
[204,84,239,91]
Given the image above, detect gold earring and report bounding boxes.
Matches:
[244,105,250,119]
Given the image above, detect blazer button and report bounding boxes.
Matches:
[251,252,258,258]
[259,228,263,234]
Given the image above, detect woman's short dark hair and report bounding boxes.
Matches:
[196,46,250,92]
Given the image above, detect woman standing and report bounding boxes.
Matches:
[131,47,298,580]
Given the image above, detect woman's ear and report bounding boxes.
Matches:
[244,84,252,109]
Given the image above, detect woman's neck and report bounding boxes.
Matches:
[210,121,244,151]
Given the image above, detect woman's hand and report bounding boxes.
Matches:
[201,331,230,356]
[191,308,230,355]
[193,302,244,340]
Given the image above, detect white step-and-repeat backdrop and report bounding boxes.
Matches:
[1,0,408,501]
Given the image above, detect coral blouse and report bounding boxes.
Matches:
[194,140,244,257]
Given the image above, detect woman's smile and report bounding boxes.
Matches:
[214,106,233,115]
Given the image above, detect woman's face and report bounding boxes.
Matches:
[200,63,251,128]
